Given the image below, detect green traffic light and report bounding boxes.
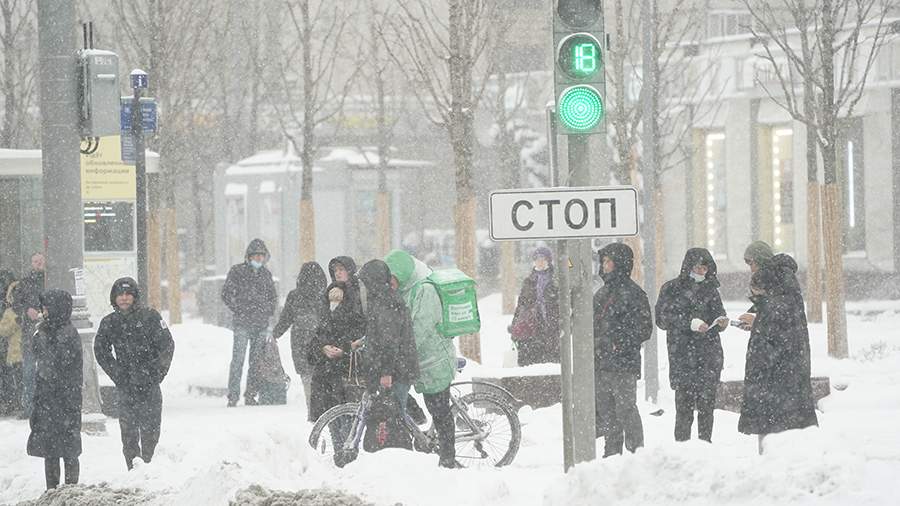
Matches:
[558,85,604,132]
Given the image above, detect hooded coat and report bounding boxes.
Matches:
[27,290,82,458]
[306,257,366,421]
[94,278,175,391]
[221,239,278,329]
[655,248,726,391]
[593,243,653,377]
[738,254,818,435]
[384,250,455,394]
[357,260,420,388]
[273,262,328,374]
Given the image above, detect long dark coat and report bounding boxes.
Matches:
[593,243,653,377]
[511,268,560,366]
[27,290,82,459]
[273,262,327,374]
[221,239,278,329]
[306,257,366,421]
[655,248,726,391]
[738,254,818,435]
[358,260,420,388]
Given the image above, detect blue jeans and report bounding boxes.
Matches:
[227,325,266,403]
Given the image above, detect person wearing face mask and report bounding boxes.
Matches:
[739,254,817,454]
[592,243,652,457]
[221,239,278,407]
[94,278,175,470]
[509,246,561,366]
[655,248,728,443]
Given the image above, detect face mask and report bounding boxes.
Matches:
[689,271,706,283]
[250,260,263,269]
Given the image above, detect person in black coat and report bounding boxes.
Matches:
[13,253,45,418]
[739,254,818,453]
[593,243,652,457]
[656,248,728,442]
[273,261,327,411]
[306,256,366,422]
[94,278,175,470]
[27,289,82,489]
[510,246,560,366]
[221,239,278,407]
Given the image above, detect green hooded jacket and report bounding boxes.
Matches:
[385,250,456,394]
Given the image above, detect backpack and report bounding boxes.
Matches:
[413,268,481,338]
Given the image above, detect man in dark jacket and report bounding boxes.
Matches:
[593,243,652,457]
[221,239,277,407]
[28,289,82,489]
[94,278,175,470]
[656,248,728,442]
[13,253,45,418]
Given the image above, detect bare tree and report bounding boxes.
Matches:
[383,0,507,361]
[742,0,894,358]
[272,0,356,264]
[0,0,37,148]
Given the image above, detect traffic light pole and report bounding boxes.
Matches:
[567,134,597,467]
[131,75,148,291]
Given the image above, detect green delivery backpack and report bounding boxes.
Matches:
[415,268,481,338]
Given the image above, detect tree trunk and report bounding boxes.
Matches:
[654,186,665,295]
[822,181,849,358]
[455,196,480,363]
[165,207,182,324]
[501,242,516,315]
[375,190,391,257]
[806,180,824,322]
[148,210,162,310]
[299,197,316,263]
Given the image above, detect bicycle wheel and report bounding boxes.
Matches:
[308,402,361,466]
[453,392,521,468]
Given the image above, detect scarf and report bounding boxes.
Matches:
[534,269,551,320]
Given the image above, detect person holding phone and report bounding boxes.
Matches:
[656,248,728,442]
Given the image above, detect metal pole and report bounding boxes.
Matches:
[133,85,148,290]
[37,0,82,293]
[640,0,660,402]
[568,134,597,465]
[549,105,575,471]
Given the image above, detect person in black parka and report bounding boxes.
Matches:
[306,256,366,423]
[656,248,727,442]
[222,239,278,407]
[510,246,560,366]
[94,278,175,470]
[739,254,818,452]
[273,261,328,411]
[27,289,82,490]
[593,243,652,457]
[14,253,45,418]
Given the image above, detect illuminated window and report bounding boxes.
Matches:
[771,128,794,252]
[703,132,728,257]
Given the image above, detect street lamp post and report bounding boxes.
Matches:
[131,69,149,291]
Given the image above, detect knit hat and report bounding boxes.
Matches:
[384,249,416,286]
[743,241,774,265]
[532,246,553,263]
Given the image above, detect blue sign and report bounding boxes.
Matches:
[130,72,149,89]
[121,133,135,164]
[120,98,158,133]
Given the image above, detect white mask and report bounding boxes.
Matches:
[689,271,706,283]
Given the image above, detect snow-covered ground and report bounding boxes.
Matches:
[2,294,899,505]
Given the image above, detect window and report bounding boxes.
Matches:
[707,11,753,39]
[771,128,795,252]
[83,201,134,252]
[697,132,728,258]
[837,121,866,253]
[224,183,248,267]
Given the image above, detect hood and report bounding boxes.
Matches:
[751,253,800,295]
[245,239,271,262]
[532,246,553,263]
[678,247,719,286]
[40,289,73,330]
[384,249,430,293]
[743,240,774,265]
[598,242,634,283]
[328,256,358,284]
[109,277,141,308]
[358,259,394,298]
[296,261,327,293]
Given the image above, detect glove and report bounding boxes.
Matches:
[690,318,706,332]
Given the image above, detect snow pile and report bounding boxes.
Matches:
[230,484,372,506]
[17,484,153,505]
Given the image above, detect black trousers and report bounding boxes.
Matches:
[423,389,455,465]
[44,457,79,489]
[595,369,644,457]
[118,384,163,469]
[674,385,716,442]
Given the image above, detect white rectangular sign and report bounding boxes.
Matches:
[489,186,639,241]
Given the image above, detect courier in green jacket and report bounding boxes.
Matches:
[384,249,459,468]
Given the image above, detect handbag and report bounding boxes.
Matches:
[342,350,365,403]
[510,307,539,341]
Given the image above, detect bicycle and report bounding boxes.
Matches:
[308,375,522,468]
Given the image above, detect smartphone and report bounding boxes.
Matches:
[729,320,745,328]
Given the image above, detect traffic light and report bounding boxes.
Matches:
[553,0,606,135]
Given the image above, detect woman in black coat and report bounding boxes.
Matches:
[27,289,82,489]
[739,254,818,453]
[656,248,727,442]
[510,246,560,366]
[273,261,327,411]
[306,256,366,422]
